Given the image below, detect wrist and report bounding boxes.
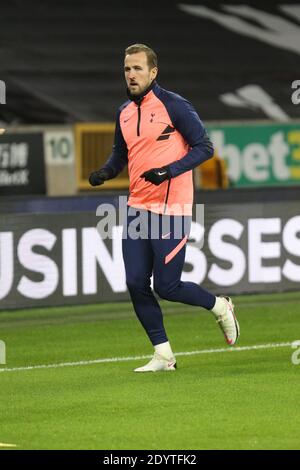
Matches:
[163,165,172,179]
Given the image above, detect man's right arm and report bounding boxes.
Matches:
[89,109,128,186]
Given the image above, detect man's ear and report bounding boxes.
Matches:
[151,67,158,81]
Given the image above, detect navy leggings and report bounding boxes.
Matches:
[122,208,215,345]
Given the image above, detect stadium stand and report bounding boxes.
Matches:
[0,0,299,124]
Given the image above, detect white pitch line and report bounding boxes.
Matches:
[0,442,17,447]
[0,342,294,373]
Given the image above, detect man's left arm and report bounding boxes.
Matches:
[141,96,214,186]
[168,98,214,178]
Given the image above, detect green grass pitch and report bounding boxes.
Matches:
[0,292,299,450]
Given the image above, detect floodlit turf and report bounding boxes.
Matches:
[0,292,300,450]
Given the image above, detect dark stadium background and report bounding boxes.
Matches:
[0,0,299,124]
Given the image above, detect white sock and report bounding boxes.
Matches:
[154,341,175,360]
[211,296,227,318]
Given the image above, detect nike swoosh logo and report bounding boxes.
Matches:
[168,362,176,368]
[157,171,167,176]
[162,232,171,239]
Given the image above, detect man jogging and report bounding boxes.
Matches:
[89,44,240,372]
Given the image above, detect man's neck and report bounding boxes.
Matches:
[127,80,156,104]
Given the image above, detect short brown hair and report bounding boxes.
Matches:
[125,44,158,69]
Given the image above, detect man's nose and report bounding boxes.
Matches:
[128,70,135,80]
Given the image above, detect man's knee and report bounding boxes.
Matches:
[126,277,151,294]
[154,282,177,301]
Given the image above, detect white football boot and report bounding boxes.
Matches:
[134,352,177,372]
[215,296,240,346]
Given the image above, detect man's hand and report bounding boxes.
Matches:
[140,166,171,186]
[89,168,111,186]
